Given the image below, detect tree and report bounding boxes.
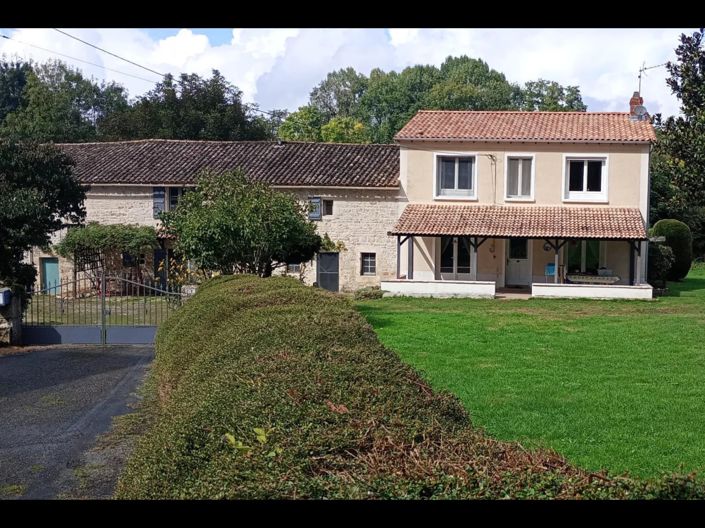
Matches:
[309,67,368,120]
[100,70,274,141]
[655,29,705,205]
[0,60,31,124]
[161,170,322,276]
[516,79,587,111]
[1,60,128,143]
[277,105,325,142]
[321,116,369,143]
[0,140,85,296]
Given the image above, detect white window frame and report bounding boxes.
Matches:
[433,152,478,201]
[504,153,535,202]
[361,252,376,276]
[562,154,609,203]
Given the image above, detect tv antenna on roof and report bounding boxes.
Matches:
[638,61,668,93]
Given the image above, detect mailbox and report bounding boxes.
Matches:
[0,287,11,307]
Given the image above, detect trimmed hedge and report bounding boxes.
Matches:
[116,275,705,499]
[653,219,693,281]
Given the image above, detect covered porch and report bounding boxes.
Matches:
[381,204,652,299]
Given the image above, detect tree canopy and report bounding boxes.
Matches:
[284,55,587,143]
[161,170,322,276]
[0,140,85,294]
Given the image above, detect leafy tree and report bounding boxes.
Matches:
[0,140,85,296]
[309,67,368,120]
[0,60,31,123]
[1,60,128,143]
[100,70,274,141]
[321,116,369,143]
[516,79,587,111]
[277,105,325,142]
[161,169,322,276]
[647,242,675,288]
[655,29,705,205]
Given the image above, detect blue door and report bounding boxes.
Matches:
[41,258,60,293]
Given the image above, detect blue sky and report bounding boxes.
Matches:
[0,28,695,117]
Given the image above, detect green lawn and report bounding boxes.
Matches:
[356,266,705,479]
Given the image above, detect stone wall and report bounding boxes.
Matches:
[28,184,408,293]
[286,188,407,291]
[0,294,22,345]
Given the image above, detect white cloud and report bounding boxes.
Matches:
[0,28,694,117]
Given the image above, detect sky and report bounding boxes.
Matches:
[0,28,696,118]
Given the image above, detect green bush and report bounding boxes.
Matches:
[115,275,705,499]
[652,219,693,281]
[647,243,675,288]
[353,286,384,300]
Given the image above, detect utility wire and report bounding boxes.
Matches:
[0,33,158,84]
[53,28,165,77]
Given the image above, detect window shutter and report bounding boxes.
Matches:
[153,187,166,218]
[308,197,322,220]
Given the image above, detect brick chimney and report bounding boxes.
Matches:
[629,91,644,119]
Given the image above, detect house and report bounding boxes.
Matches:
[27,92,656,299]
[383,92,656,299]
[26,140,403,292]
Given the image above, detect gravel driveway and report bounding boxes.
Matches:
[0,345,153,499]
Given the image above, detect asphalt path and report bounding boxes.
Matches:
[0,345,153,499]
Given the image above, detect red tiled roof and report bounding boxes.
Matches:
[395,111,656,143]
[57,139,400,188]
[389,204,647,240]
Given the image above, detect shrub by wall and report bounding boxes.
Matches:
[652,219,693,281]
[115,275,705,499]
[647,243,675,288]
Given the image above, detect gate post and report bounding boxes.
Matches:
[100,271,107,345]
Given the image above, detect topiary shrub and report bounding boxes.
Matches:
[114,274,705,499]
[353,286,384,300]
[647,243,675,288]
[652,219,693,281]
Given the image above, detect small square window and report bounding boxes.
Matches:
[287,263,301,273]
[308,197,322,220]
[361,253,376,276]
[323,200,333,216]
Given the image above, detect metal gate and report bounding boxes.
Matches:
[22,272,184,345]
[317,252,339,292]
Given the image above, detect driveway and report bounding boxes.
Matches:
[0,345,153,499]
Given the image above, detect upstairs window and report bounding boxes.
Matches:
[564,157,607,202]
[435,155,476,198]
[323,199,334,216]
[506,156,534,200]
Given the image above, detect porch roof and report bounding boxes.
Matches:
[389,204,647,240]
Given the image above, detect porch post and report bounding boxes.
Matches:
[471,237,478,281]
[554,239,560,284]
[407,236,414,280]
[629,241,635,285]
[396,235,401,279]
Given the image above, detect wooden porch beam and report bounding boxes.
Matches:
[407,236,414,280]
[396,235,401,279]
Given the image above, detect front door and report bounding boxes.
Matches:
[505,238,531,286]
[40,257,60,293]
[317,252,339,292]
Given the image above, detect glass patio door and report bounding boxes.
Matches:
[440,236,472,280]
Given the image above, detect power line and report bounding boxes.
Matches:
[53,28,166,77]
[0,33,158,84]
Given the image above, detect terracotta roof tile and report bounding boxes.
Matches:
[395,111,656,143]
[57,139,400,188]
[389,204,647,240]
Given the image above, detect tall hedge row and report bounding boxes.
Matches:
[115,275,705,499]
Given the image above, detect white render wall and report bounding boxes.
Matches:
[381,279,496,298]
[532,283,653,299]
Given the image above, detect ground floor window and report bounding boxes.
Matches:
[440,236,472,275]
[566,239,600,274]
[361,253,376,275]
[287,263,301,273]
